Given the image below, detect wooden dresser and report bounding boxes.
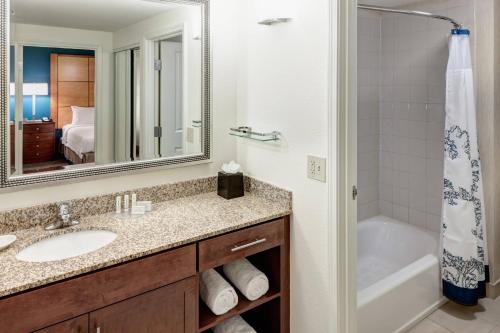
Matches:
[22,121,56,164]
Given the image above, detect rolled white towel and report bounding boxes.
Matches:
[223,258,269,301]
[200,269,238,315]
[213,316,257,333]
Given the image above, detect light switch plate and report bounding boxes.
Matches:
[307,155,327,182]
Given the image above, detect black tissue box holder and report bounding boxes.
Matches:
[217,172,244,199]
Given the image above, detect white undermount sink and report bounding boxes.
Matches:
[16,230,117,263]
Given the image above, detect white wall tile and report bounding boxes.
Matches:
[409,139,426,158]
[426,214,441,233]
[379,200,393,217]
[359,1,474,230]
[409,209,427,229]
[409,191,427,211]
[409,103,427,122]
[393,205,410,222]
[358,14,381,221]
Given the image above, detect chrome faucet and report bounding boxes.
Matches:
[45,202,80,231]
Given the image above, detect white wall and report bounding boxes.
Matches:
[0,0,238,209]
[234,0,331,332]
[11,23,116,163]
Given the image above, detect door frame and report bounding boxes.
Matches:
[142,23,188,160]
[328,0,357,332]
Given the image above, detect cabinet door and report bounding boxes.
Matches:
[90,277,197,333]
[33,315,88,333]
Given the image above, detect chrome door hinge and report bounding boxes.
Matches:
[154,59,162,71]
[154,126,162,138]
[352,186,358,200]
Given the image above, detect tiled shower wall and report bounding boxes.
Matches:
[358,11,381,221]
[358,0,474,231]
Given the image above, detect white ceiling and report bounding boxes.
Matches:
[358,0,420,7]
[11,0,179,32]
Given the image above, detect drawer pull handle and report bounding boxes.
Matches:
[231,238,267,252]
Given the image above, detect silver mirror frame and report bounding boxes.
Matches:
[0,0,211,188]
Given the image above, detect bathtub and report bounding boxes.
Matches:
[357,216,445,333]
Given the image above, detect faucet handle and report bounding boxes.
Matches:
[58,202,71,219]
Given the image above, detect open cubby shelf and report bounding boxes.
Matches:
[198,288,281,332]
[197,217,290,333]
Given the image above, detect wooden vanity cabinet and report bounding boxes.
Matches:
[0,217,290,333]
[89,277,198,333]
[31,278,197,333]
[33,316,88,333]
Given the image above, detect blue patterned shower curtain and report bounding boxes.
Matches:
[441,29,489,306]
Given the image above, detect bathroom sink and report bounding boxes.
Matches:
[16,230,117,263]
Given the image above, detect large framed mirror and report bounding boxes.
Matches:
[0,0,210,188]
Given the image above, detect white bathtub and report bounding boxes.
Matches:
[357,216,445,333]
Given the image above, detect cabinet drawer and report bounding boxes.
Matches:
[24,142,55,151]
[24,123,55,134]
[24,132,54,143]
[24,148,54,163]
[0,245,196,333]
[198,219,285,271]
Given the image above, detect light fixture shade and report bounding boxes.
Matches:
[256,0,297,23]
[24,83,48,96]
[9,83,48,96]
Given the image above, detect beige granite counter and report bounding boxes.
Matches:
[0,179,292,298]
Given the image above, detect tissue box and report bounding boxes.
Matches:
[217,172,244,199]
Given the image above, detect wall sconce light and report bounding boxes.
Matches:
[256,0,296,26]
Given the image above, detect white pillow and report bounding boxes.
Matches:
[71,106,95,126]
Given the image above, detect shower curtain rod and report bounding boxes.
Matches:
[357,4,462,29]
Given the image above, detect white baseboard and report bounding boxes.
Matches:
[487,280,500,299]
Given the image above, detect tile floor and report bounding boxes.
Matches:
[408,297,500,333]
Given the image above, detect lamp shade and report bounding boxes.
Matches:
[9,83,48,96]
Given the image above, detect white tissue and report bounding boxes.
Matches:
[221,161,242,174]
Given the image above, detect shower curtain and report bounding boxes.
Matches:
[441,29,489,306]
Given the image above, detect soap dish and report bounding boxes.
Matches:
[0,235,16,251]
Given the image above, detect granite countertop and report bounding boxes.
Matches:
[0,190,291,298]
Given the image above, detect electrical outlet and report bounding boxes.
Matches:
[307,155,326,182]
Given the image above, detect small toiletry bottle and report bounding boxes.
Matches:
[124,194,130,212]
[116,196,122,214]
[131,193,137,208]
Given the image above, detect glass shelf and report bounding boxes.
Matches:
[229,127,281,142]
